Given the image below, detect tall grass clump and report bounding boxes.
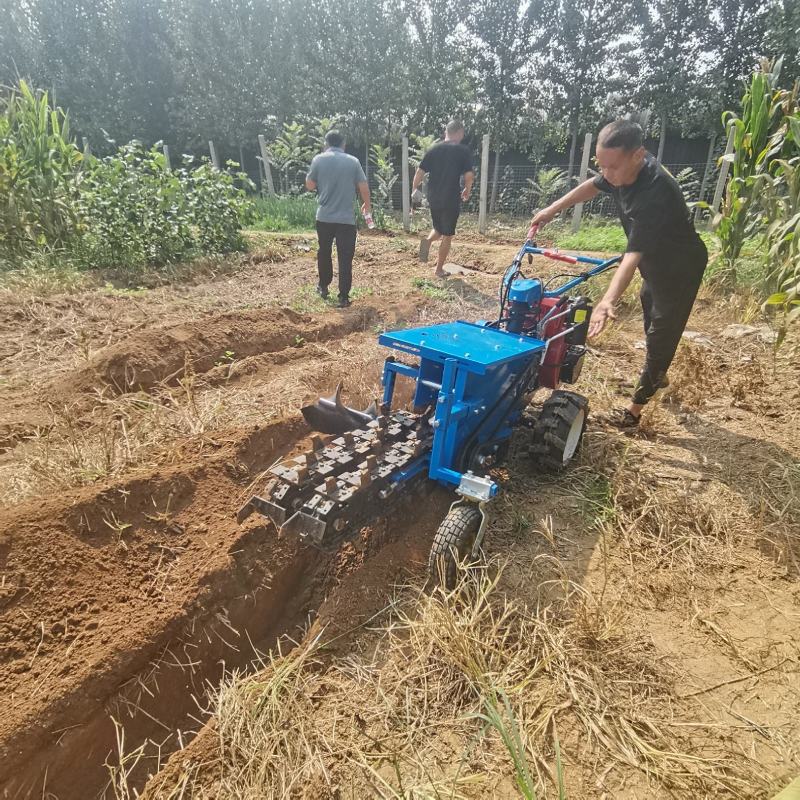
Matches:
[251,195,317,231]
[0,80,82,260]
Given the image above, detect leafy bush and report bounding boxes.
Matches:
[182,159,252,253]
[72,143,252,270]
[268,122,312,194]
[0,81,83,259]
[369,143,398,228]
[72,143,192,268]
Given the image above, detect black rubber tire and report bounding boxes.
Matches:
[530,390,589,472]
[427,505,482,590]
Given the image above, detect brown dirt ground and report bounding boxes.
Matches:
[1,231,798,799]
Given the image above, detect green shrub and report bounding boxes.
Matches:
[183,159,253,253]
[72,143,252,270]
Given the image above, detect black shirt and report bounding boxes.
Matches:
[593,155,707,290]
[420,142,473,210]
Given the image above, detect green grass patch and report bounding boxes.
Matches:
[251,195,317,231]
[551,222,628,252]
[571,473,616,528]
[411,276,455,301]
[290,283,373,312]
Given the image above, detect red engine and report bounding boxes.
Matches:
[516,297,591,390]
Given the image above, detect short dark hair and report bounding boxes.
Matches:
[445,119,464,136]
[325,130,345,148]
[597,120,644,151]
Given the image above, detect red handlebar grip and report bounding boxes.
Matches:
[527,223,539,240]
[538,248,579,264]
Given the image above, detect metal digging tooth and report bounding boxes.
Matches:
[301,382,379,435]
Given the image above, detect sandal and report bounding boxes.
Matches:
[419,238,431,263]
[606,408,641,429]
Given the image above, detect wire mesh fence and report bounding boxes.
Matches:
[252,136,723,231]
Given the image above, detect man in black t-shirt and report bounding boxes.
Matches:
[531,119,708,427]
[412,119,474,278]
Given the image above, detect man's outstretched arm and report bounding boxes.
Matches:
[531,179,600,226]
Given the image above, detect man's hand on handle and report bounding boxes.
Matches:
[530,206,558,229]
[528,179,601,234]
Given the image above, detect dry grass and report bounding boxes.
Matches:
[137,554,769,800]
[0,334,392,506]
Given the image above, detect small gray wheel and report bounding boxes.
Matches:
[427,505,482,589]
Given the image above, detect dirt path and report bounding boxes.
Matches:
[1,233,798,799]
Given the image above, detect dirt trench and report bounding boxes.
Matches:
[1,413,449,800]
[0,416,313,798]
[0,286,458,799]
[0,304,382,446]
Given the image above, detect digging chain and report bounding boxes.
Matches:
[241,411,432,548]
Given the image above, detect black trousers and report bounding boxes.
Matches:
[634,277,702,405]
[316,221,356,300]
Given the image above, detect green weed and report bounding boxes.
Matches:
[251,195,317,231]
[412,276,455,300]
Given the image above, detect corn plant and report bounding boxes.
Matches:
[0,80,83,259]
[369,142,397,227]
[715,59,786,284]
[268,122,312,194]
[763,123,800,340]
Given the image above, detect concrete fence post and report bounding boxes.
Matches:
[257,134,277,196]
[162,144,171,171]
[401,135,411,232]
[478,133,490,235]
[711,126,736,219]
[571,132,593,233]
[208,140,220,170]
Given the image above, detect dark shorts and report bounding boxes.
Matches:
[430,206,460,236]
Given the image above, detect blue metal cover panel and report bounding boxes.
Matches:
[379,321,545,373]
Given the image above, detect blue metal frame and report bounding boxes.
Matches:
[376,241,622,503]
[379,321,545,495]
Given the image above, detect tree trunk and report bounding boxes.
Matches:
[656,114,667,163]
[489,148,501,214]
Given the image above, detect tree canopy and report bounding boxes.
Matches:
[1,0,796,154]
